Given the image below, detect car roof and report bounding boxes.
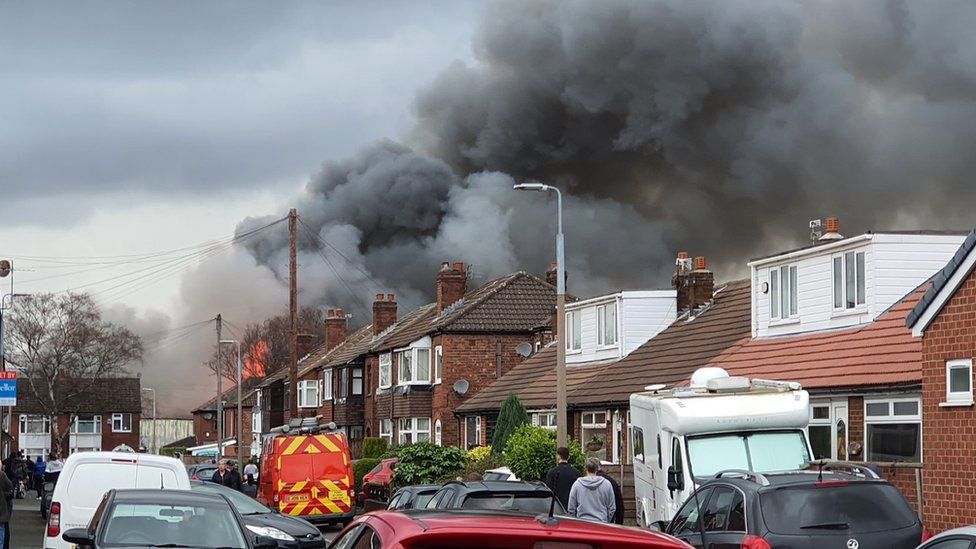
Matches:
[926,526,976,543]
[444,480,548,492]
[396,484,441,493]
[368,510,684,544]
[704,471,891,491]
[111,489,229,506]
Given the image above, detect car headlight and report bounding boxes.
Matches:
[246,525,296,542]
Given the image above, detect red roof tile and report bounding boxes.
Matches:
[708,284,928,390]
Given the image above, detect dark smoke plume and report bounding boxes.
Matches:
[240,0,976,313]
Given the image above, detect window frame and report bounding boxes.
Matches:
[833,250,867,312]
[464,416,482,449]
[322,368,333,401]
[396,346,432,386]
[596,302,618,347]
[111,413,132,433]
[399,417,431,445]
[434,346,443,384]
[807,403,832,460]
[769,264,798,321]
[531,411,557,431]
[297,379,320,408]
[566,310,582,352]
[19,414,51,435]
[864,396,922,463]
[434,419,442,446]
[379,418,393,445]
[72,414,102,435]
[945,359,974,406]
[351,367,364,396]
[378,353,392,389]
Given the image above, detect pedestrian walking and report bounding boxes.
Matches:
[243,459,258,485]
[545,446,581,510]
[568,458,616,523]
[211,460,243,491]
[34,456,46,499]
[9,453,25,499]
[0,467,11,549]
[596,469,625,525]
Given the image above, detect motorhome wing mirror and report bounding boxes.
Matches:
[666,466,684,492]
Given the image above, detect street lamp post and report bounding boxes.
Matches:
[141,388,156,454]
[219,339,242,460]
[513,182,567,447]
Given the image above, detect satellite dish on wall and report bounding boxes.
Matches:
[516,342,533,357]
[203,413,213,420]
[453,379,470,395]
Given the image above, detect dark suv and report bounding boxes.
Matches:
[425,480,566,515]
[665,464,926,549]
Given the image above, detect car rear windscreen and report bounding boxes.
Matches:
[760,483,918,535]
[462,492,556,514]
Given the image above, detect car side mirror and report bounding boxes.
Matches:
[666,466,684,492]
[62,528,94,547]
[649,520,670,532]
[253,536,278,549]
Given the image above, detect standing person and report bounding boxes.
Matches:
[45,454,63,484]
[9,453,25,499]
[567,458,616,523]
[545,447,581,510]
[243,459,258,486]
[212,460,242,491]
[0,467,11,549]
[34,456,46,499]
[596,469,625,525]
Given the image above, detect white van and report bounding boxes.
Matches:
[44,452,190,549]
[630,368,813,528]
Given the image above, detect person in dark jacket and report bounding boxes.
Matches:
[212,460,243,491]
[0,468,12,549]
[545,447,581,510]
[596,469,625,524]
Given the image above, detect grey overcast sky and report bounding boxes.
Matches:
[0,0,480,304]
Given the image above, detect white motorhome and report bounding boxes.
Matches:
[630,368,813,527]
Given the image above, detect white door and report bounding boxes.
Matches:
[612,411,622,463]
[832,401,849,461]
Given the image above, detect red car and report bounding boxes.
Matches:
[329,509,693,548]
[361,457,398,503]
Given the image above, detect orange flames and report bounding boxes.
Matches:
[244,340,268,379]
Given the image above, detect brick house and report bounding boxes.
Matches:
[906,228,976,531]
[189,381,260,458]
[11,377,142,459]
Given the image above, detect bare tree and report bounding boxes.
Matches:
[6,293,143,456]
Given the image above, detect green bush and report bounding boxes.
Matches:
[492,394,529,454]
[361,437,389,459]
[467,445,492,462]
[504,424,585,482]
[445,452,507,483]
[393,442,467,488]
[352,458,382,493]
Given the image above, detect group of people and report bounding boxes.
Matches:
[546,447,624,525]
[1,451,64,500]
[211,458,259,497]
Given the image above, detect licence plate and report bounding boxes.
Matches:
[329,491,345,501]
[286,494,310,502]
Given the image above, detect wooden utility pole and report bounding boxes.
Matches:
[216,313,223,460]
[288,208,298,419]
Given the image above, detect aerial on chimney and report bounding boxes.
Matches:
[672,251,714,315]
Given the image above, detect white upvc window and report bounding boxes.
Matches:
[396,347,431,385]
[111,413,132,433]
[251,408,262,434]
[770,264,798,320]
[581,411,608,457]
[945,359,974,405]
[597,303,618,346]
[297,380,319,408]
[808,403,832,461]
[465,416,482,449]
[379,419,393,445]
[322,369,333,401]
[434,346,443,384]
[379,353,392,389]
[72,415,102,434]
[398,417,431,444]
[352,367,364,395]
[531,411,557,431]
[864,397,922,463]
[566,310,582,351]
[19,414,51,434]
[833,251,866,310]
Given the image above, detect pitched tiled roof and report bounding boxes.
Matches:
[192,378,262,412]
[368,303,438,353]
[575,279,752,405]
[14,377,142,414]
[710,283,928,390]
[457,279,751,413]
[907,228,976,330]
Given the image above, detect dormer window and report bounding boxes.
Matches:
[566,310,582,351]
[597,303,617,346]
[833,251,865,310]
[770,264,798,320]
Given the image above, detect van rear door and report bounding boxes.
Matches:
[62,461,137,529]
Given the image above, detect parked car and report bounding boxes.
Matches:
[61,488,276,549]
[191,481,327,549]
[387,485,440,511]
[482,466,519,481]
[662,465,929,549]
[329,509,692,548]
[45,451,191,549]
[425,480,567,515]
[362,457,398,502]
[916,526,976,549]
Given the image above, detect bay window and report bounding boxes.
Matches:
[297,380,319,408]
[945,359,973,405]
[396,350,413,384]
[111,413,132,433]
[398,417,431,444]
[379,353,392,389]
[72,415,102,434]
[19,414,50,434]
[865,397,921,462]
[396,347,431,385]
[597,303,617,346]
[833,251,866,310]
[379,419,393,445]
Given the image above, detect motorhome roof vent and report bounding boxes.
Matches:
[705,376,751,393]
[690,367,729,389]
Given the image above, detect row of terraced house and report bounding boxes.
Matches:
[188,218,976,531]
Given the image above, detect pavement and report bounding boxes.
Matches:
[7,497,340,548]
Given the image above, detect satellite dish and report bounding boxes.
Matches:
[453,379,470,395]
[516,342,533,357]
[203,412,213,420]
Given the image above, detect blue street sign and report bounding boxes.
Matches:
[0,371,17,406]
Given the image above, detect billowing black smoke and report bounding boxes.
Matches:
[240,0,976,311]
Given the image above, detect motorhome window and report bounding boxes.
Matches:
[657,434,662,469]
[686,431,810,478]
[631,427,644,463]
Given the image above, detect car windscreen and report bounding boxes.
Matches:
[194,482,271,515]
[686,430,810,478]
[461,492,559,515]
[102,501,247,549]
[760,483,918,535]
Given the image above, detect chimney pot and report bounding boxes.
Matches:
[694,256,707,271]
[336,308,343,317]
[440,262,451,271]
[386,293,395,302]
[677,251,689,260]
[375,293,384,302]
[826,216,840,233]
[452,262,464,271]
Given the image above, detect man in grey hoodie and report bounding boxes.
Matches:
[567,458,616,523]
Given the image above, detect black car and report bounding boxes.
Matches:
[664,464,925,549]
[387,485,441,511]
[61,488,277,549]
[188,463,220,482]
[191,480,326,549]
[425,480,567,515]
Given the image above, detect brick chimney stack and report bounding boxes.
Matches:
[373,293,398,335]
[672,253,715,314]
[437,262,468,314]
[324,308,348,352]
